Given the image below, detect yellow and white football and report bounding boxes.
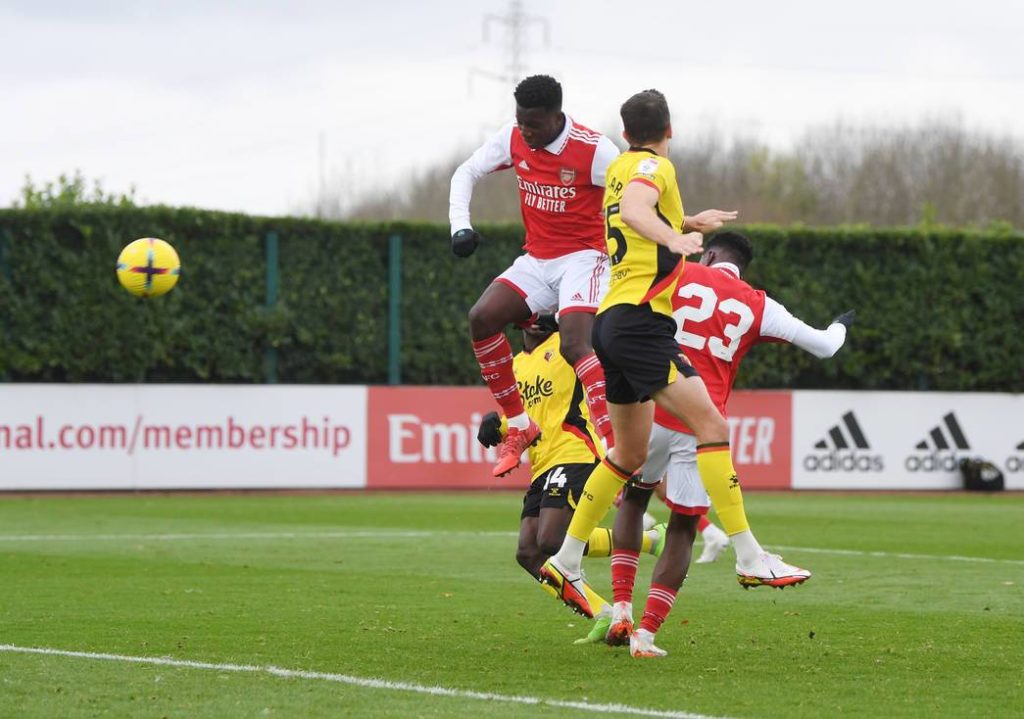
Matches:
[116,237,181,297]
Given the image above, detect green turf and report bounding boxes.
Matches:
[0,492,1022,718]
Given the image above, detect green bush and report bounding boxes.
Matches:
[1,207,1022,390]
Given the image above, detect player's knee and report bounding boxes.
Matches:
[611,447,647,473]
[468,301,499,339]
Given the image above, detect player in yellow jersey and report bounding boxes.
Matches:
[476,316,665,620]
[539,89,806,657]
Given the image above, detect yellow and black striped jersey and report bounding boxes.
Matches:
[599,148,686,318]
[501,333,602,479]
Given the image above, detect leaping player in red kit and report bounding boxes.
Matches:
[449,75,735,476]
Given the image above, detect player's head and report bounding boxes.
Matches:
[620,89,672,147]
[701,231,754,272]
[514,75,564,149]
[521,314,557,351]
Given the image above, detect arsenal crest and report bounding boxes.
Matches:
[559,167,576,185]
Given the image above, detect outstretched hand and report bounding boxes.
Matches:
[832,310,856,329]
[685,209,738,233]
[451,229,481,258]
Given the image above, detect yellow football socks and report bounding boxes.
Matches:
[696,442,750,535]
[582,526,654,558]
[565,458,630,543]
[584,527,612,557]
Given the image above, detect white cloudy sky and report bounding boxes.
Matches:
[3,0,1022,216]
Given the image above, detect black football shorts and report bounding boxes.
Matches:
[592,303,698,404]
[521,461,599,519]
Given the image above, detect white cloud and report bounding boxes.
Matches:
[2,0,1022,215]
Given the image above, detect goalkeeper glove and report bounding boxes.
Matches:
[831,310,856,329]
[451,229,481,258]
[477,411,503,448]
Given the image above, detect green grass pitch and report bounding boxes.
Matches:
[0,491,1022,718]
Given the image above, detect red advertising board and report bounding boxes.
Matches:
[368,386,792,490]
[367,387,532,489]
[724,390,792,489]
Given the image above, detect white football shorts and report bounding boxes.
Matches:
[495,249,608,317]
[641,423,710,515]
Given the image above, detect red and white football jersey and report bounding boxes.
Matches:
[655,262,788,435]
[449,117,620,260]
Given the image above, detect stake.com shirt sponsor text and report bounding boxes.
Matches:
[0,415,352,457]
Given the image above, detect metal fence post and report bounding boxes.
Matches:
[0,228,10,381]
[388,233,402,385]
[264,230,279,384]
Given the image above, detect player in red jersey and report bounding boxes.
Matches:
[450,76,734,478]
[449,75,620,477]
[605,231,855,655]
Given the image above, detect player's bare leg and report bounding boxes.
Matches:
[652,375,810,587]
[558,311,613,446]
[541,401,653,617]
[468,282,541,476]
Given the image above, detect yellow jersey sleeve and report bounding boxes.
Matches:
[629,155,674,197]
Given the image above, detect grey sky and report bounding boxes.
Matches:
[3,0,1022,216]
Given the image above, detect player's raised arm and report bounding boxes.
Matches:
[619,180,703,256]
[760,298,855,358]
[449,122,516,257]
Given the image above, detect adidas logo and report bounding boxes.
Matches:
[814,411,869,450]
[914,412,969,451]
[570,292,584,302]
[803,411,883,472]
[904,412,971,472]
[518,159,530,171]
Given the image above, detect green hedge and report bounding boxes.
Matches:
[1,207,1022,391]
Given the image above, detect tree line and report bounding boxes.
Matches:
[334,120,1023,229]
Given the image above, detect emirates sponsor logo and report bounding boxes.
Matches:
[387,413,496,464]
[803,411,884,472]
[516,175,577,213]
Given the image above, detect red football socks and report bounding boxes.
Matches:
[610,549,640,604]
[573,353,612,445]
[472,333,525,419]
[639,583,678,634]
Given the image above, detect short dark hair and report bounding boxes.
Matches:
[620,89,670,145]
[514,75,562,112]
[706,231,754,271]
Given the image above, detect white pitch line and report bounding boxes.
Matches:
[768,544,1024,567]
[0,644,730,719]
[0,529,519,542]
[0,529,1019,567]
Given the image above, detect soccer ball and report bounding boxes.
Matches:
[116,237,181,297]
